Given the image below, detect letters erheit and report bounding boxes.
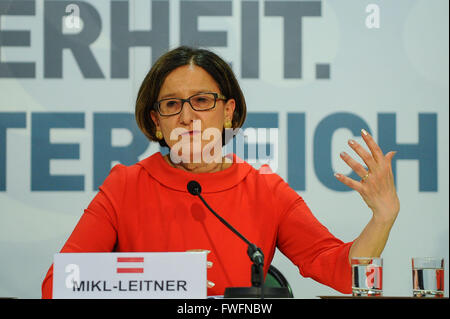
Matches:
[0,0,323,79]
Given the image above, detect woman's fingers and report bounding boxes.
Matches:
[360,129,384,164]
[186,249,211,253]
[334,172,363,193]
[384,150,396,166]
[345,129,389,175]
[340,151,368,178]
[336,129,393,190]
[186,249,215,289]
[336,130,400,220]
[348,138,376,171]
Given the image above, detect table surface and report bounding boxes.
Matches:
[318,296,449,299]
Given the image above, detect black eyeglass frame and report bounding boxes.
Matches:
[154,92,227,116]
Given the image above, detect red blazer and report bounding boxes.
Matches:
[42,153,353,298]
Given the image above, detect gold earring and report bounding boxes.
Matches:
[155,130,163,140]
[224,119,232,129]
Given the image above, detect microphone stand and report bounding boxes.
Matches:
[196,194,265,298]
[188,181,290,299]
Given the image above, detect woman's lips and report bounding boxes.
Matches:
[181,130,201,136]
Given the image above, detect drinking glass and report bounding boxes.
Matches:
[412,257,444,298]
[351,257,383,297]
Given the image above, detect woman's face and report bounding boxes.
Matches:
[150,64,235,163]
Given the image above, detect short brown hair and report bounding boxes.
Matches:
[135,46,247,147]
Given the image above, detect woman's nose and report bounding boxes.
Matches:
[178,100,196,124]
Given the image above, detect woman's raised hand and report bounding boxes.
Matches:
[335,129,400,224]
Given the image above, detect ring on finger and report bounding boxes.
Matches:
[361,173,370,182]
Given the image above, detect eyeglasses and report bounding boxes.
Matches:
[154,92,227,116]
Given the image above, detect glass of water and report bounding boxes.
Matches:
[412,257,444,298]
[351,257,383,297]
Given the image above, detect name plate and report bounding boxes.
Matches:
[53,252,207,299]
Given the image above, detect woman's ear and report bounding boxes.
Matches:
[150,110,160,130]
[224,99,236,120]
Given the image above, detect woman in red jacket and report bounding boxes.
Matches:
[42,46,399,298]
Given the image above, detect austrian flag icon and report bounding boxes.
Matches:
[116,257,144,274]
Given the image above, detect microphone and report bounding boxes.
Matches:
[187,180,291,298]
[187,180,201,196]
[187,181,263,266]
